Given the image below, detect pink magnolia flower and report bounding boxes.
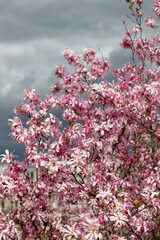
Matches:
[0,150,14,163]
[153,0,160,19]
[8,116,21,129]
[0,220,18,239]
[83,47,96,62]
[110,212,127,227]
[82,218,103,240]
[63,48,82,66]
[54,64,66,78]
[48,157,62,174]
[61,223,80,240]
[145,16,156,27]
[120,37,132,49]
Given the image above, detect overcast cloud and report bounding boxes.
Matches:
[0,0,155,160]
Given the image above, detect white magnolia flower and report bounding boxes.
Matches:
[0,149,13,163]
[110,212,127,227]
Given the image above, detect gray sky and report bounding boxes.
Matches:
[0,0,155,160]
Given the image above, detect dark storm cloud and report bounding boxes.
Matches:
[0,0,155,44]
[0,0,127,43]
[0,0,156,160]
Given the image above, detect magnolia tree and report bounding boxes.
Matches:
[0,0,160,239]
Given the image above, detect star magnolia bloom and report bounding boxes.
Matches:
[0,220,18,239]
[0,149,13,163]
[145,16,156,27]
[110,213,127,227]
[48,158,61,173]
[82,218,103,240]
[153,0,160,19]
[61,224,80,239]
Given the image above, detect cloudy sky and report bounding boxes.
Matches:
[0,0,155,160]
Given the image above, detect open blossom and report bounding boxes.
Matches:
[0,220,18,239]
[153,0,160,19]
[96,188,113,200]
[110,212,127,227]
[54,64,66,78]
[0,150,14,163]
[48,157,62,174]
[82,218,103,240]
[120,37,132,49]
[83,47,96,62]
[23,88,40,102]
[8,117,21,128]
[61,223,80,240]
[15,126,28,143]
[63,48,82,66]
[145,16,156,27]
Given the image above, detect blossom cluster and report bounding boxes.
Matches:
[0,0,160,239]
[153,0,160,19]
